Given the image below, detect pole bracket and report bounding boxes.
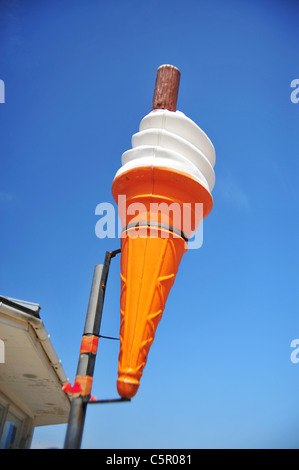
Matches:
[88,397,131,405]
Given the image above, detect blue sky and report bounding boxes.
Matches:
[1,0,299,449]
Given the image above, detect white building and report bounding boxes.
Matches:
[0,296,70,449]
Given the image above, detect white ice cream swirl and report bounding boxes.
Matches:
[115,109,216,195]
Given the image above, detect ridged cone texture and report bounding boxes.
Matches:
[117,227,186,398]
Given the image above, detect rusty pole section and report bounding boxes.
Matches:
[152,64,181,112]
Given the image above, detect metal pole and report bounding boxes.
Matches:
[63,396,88,450]
[64,251,119,449]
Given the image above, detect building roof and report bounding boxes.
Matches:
[0,296,71,426]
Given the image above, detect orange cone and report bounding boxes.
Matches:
[112,165,213,398]
[117,226,186,398]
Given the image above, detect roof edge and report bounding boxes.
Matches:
[0,296,41,318]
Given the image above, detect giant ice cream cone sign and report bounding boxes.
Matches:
[112,65,215,398]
